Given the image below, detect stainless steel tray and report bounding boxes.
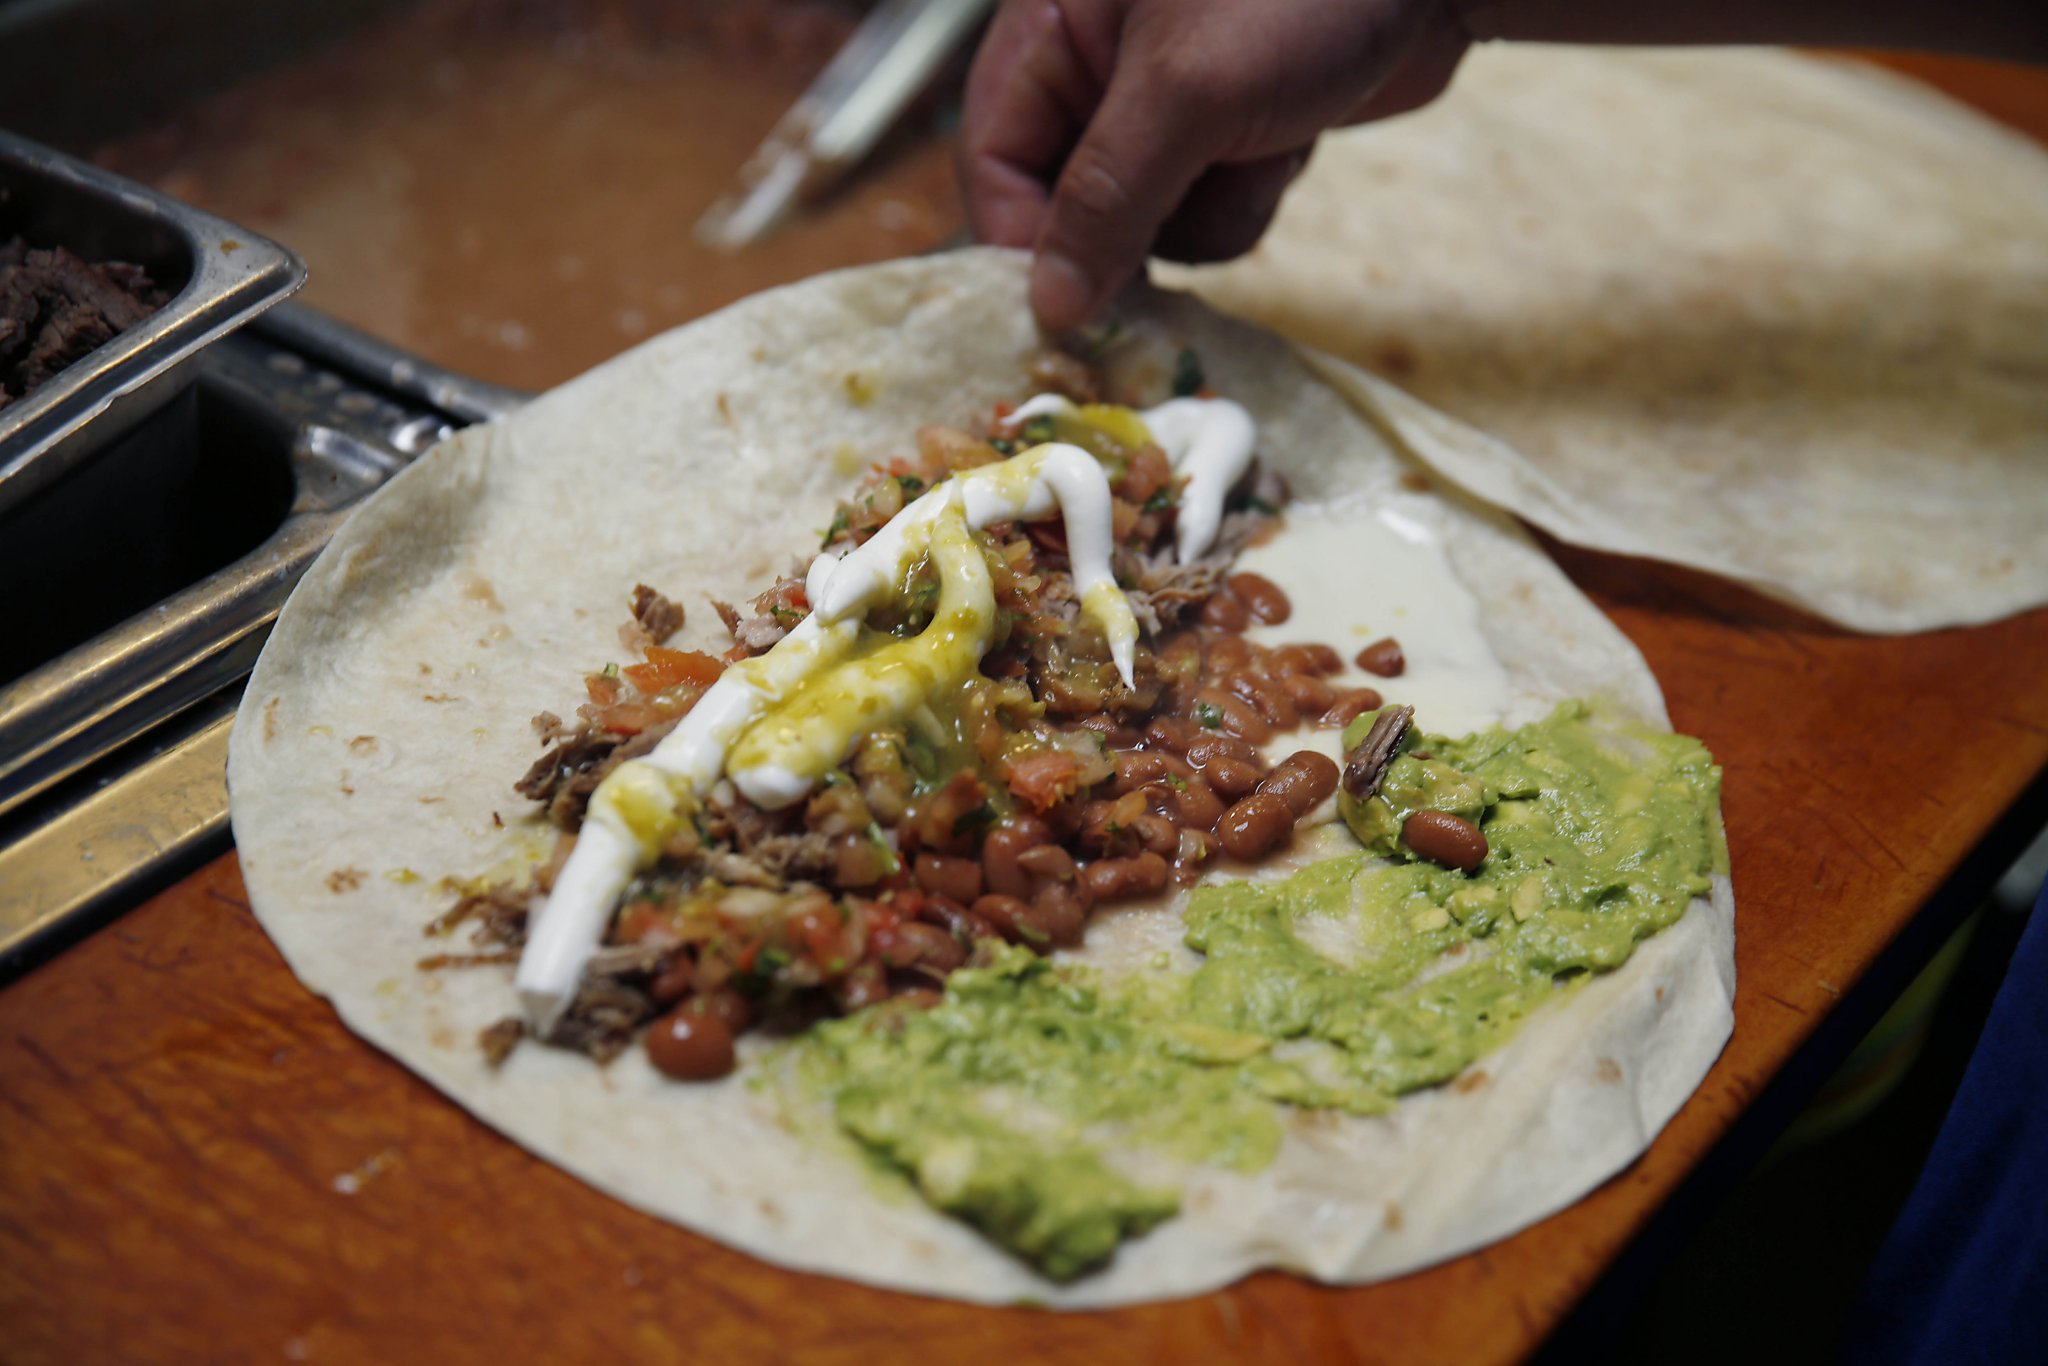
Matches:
[0,128,306,517]
[0,307,526,974]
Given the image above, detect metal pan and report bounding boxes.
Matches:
[0,129,305,516]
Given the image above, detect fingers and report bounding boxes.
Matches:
[959,1,1113,249]
[1151,146,1314,265]
[1345,5,1471,125]
[1029,58,1225,328]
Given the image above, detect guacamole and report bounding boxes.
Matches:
[796,701,1723,1280]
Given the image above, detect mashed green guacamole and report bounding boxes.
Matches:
[796,701,1723,1280]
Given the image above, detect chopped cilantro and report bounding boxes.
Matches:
[600,662,621,681]
[991,436,1018,455]
[1166,774,1190,791]
[1194,701,1224,729]
[821,508,852,547]
[1171,347,1205,397]
[760,946,792,972]
[1142,486,1177,513]
[1245,496,1280,516]
[897,473,926,496]
[1021,415,1056,445]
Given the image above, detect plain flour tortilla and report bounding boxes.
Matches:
[228,248,1733,1306]
[1161,46,2048,632]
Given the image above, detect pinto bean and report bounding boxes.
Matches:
[1073,712,1142,749]
[1216,792,1296,860]
[916,897,996,943]
[1319,688,1385,729]
[887,920,969,971]
[1226,572,1291,624]
[1079,851,1170,903]
[971,893,1055,945]
[1402,810,1489,872]
[981,815,1052,898]
[1192,688,1272,744]
[1200,631,1251,674]
[1183,732,1259,768]
[832,961,892,1012]
[1033,883,1088,944]
[1199,589,1250,631]
[1355,636,1406,677]
[1201,756,1266,799]
[1016,843,1079,882]
[645,1008,736,1081]
[1280,674,1337,712]
[1159,776,1226,831]
[914,852,983,905]
[1130,812,1181,857]
[1258,751,1341,816]
[1145,715,1200,753]
[1112,749,1172,794]
[1226,670,1298,728]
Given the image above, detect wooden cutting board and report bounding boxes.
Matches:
[4,38,2047,1366]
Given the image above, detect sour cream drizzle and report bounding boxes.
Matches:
[1003,393,1258,562]
[516,424,1189,1032]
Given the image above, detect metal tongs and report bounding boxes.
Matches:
[695,0,993,249]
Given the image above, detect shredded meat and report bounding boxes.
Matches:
[631,583,685,643]
[515,716,681,828]
[547,977,657,1063]
[1127,552,1229,633]
[0,238,166,407]
[479,1018,524,1068]
[1342,704,1414,800]
[710,597,744,638]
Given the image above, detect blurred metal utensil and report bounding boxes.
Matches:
[696,0,992,250]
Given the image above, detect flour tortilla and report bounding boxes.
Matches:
[228,248,1733,1306]
[1161,46,2048,632]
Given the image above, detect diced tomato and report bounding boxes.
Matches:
[623,645,724,695]
[614,900,675,945]
[1001,749,1085,812]
[598,701,666,735]
[1026,520,1069,557]
[585,672,623,706]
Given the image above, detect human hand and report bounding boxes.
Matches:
[959,0,1473,329]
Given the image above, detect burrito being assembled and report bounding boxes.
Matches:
[229,248,1734,1305]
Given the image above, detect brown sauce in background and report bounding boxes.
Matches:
[95,0,966,392]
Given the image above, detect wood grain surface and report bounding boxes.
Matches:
[4,35,2047,1366]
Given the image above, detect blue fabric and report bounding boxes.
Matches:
[1850,879,2048,1364]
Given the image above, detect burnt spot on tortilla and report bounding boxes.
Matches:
[1399,470,1433,494]
[1375,339,1420,379]
[461,575,504,612]
[1453,1068,1489,1095]
[1596,1057,1624,1085]
[491,811,504,828]
[1656,986,1667,1002]
[418,796,444,805]
[348,735,379,756]
[1384,1202,1405,1232]
[716,391,735,427]
[327,868,366,893]
[422,693,460,703]
[262,696,280,743]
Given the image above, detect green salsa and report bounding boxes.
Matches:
[795,701,1723,1280]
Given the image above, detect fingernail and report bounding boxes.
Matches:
[1031,253,1093,331]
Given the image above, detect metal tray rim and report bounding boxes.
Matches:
[0,128,308,503]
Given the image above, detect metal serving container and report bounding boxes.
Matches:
[0,128,306,516]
